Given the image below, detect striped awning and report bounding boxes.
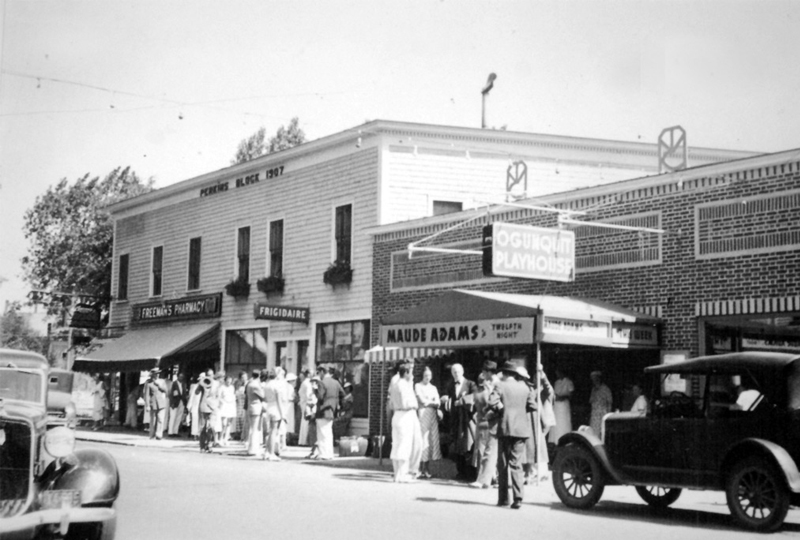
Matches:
[364,345,451,363]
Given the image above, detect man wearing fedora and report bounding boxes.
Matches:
[143,368,168,440]
[490,359,537,509]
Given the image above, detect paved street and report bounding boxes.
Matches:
[80,438,800,540]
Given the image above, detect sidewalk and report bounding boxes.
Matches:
[74,425,458,476]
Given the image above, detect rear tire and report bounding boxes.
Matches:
[635,485,682,508]
[725,457,789,532]
[552,444,605,510]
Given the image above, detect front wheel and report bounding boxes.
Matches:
[552,444,605,510]
[725,457,790,532]
[635,485,682,508]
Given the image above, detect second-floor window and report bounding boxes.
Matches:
[118,253,129,301]
[188,237,202,290]
[269,219,284,278]
[237,226,250,282]
[335,204,352,265]
[151,246,163,297]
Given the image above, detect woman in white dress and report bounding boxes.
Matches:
[549,369,574,443]
[414,367,441,479]
[389,363,423,483]
[297,371,313,446]
[219,376,237,446]
[91,375,107,431]
[187,377,201,439]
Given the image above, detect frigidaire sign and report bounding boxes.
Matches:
[131,293,222,325]
[482,222,575,282]
[253,303,310,324]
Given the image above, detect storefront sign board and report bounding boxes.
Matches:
[132,293,222,325]
[253,303,310,324]
[482,223,575,282]
[381,317,535,348]
[611,323,659,347]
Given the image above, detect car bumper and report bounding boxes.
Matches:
[0,506,115,539]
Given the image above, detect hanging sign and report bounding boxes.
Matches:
[483,223,575,282]
[543,317,609,340]
[70,304,102,329]
[381,317,535,348]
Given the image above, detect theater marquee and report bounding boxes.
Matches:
[482,222,575,282]
[381,317,535,348]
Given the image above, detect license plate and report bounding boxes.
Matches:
[39,489,81,509]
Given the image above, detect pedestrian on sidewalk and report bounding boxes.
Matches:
[489,360,536,509]
[298,370,313,446]
[262,369,285,461]
[167,373,187,437]
[91,374,108,431]
[414,366,441,479]
[245,370,264,456]
[219,375,236,446]
[315,365,344,460]
[389,362,422,482]
[187,375,201,439]
[144,368,168,440]
[471,361,499,489]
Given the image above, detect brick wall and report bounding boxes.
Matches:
[367,160,800,434]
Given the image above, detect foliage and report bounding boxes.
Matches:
[0,302,48,355]
[224,277,251,299]
[323,260,353,286]
[256,275,285,296]
[231,117,306,164]
[22,167,154,316]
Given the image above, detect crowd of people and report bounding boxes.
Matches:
[386,359,650,508]
[124,364,353,460]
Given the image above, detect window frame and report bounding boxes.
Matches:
[333,203,353,265]
[432,199,464,216]
[235,226,251,282]
[268,218,284,278]
[150,245,164,297]
[117,253,130,301]
[187,236,202,291]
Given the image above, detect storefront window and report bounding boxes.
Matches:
[316,320,369,417]
[225,328,269,374]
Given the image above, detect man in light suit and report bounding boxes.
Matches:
[244,370,264,456]
[490,360,537,509]
[143,368,168,440]
[442,363,477,480]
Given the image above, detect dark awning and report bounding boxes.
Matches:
[381,289,661,349]
[73,323,220,373]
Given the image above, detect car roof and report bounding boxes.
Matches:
[645,352,800,375]
[0,348,49,370]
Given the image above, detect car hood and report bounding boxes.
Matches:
[0,399,47,424]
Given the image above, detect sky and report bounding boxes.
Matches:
[2,0,800,316]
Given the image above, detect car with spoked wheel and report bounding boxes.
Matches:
[0,348,120,540]
[552,352,800,532]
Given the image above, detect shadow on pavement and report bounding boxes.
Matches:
[416,497,494,507]
[528,499,800,533]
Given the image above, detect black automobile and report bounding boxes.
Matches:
[0,348,119,540]
[552,352,800,532]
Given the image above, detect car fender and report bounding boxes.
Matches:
[557,430,624,485]
[722,438,800,493]
[47,448,120,506]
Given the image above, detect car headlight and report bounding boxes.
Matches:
[45,426,76,458]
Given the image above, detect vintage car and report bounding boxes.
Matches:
[552,352,800,532]
[0,348,119,540]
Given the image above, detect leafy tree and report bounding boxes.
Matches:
[0,302,48,354]
[231,117,306,164]
[22,167,154,316]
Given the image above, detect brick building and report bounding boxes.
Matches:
[368,149,800,435]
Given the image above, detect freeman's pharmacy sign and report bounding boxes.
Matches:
[483,223,575,282]
[132,293,222,324]
[381,318,535,348]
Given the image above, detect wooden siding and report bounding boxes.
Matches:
[382,148,649,225]
[110,148,380,336]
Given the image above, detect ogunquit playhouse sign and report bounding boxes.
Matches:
[483,222,575,282]
[381,317,535,348]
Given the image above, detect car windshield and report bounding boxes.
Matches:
[0,368,43,403]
